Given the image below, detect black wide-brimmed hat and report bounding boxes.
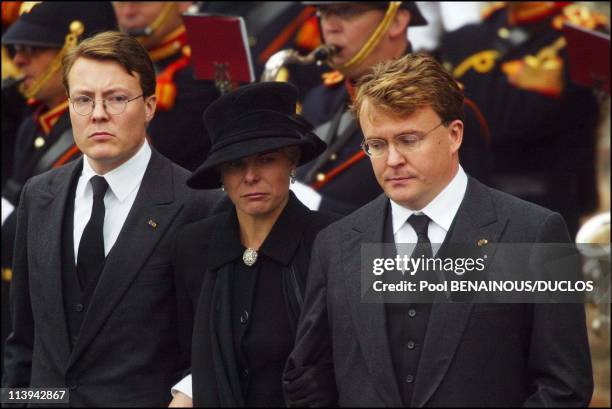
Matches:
[187,82,326,189]
[302,2,427,26]
[2,2,118,47]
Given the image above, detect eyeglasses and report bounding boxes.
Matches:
[70,94,143,116]
[316,5,380,20]
[361,121,446,158]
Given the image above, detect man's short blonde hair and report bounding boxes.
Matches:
[62,31,156,97]
[352,53,465,124]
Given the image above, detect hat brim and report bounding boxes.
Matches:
[187,132,326,189]
[2,19,64,47]
[302,2,427,26]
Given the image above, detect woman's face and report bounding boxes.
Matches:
[220,149,295,218]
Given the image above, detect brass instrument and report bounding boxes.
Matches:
[576,212,611,336]
[260,44,336,82]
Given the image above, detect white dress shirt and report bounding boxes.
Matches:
[73,140,151,262]
[391,166,468,254]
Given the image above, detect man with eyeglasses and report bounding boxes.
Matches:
[3,31,220,406]
[0,1,117,379]
[284,53,592,407]
[291,1,491,216]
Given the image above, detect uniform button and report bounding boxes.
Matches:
[75,303,84,312]
[406,340,416,350]
[405,374,414,383]
[240,310,249,324]
[69,384,78,391]
[242,369,249,378]
[316,173,326,182]
[408,308,416,317]
[330,153,337,161]
[71,336,79,345]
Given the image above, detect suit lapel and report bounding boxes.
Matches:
[31,160,83,371]
[343,195,403,406]
[411,178,508,407]
[68,152,183,368]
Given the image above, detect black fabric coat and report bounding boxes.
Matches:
[173,192,339,407]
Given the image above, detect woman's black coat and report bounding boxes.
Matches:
[173,192,339,406]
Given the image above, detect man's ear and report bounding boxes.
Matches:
[388,9,411,39]
[448,119,464,153]
[144,95,157,123]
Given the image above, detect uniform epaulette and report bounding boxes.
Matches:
[322,70,344,87]
[481,2,506,21]
[552,4,609,31]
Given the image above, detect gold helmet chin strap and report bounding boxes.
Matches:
[19,20,84,100]
[134,2,176,39]
[329,1,403,71]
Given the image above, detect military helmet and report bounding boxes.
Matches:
[2,2,118,47]
[303,1,427,26]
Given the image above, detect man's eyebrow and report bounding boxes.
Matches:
[69,87,131,96]
[364,129,422,140]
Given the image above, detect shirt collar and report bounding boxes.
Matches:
[390,166,468,235]
[81,139,152,202]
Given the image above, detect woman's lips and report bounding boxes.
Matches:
[243,193,268,200]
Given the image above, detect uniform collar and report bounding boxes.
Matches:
[36,100,69,135]
[390,166,468,235]
[148,25,188,62]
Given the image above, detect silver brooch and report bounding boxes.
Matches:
[242,248,258,266]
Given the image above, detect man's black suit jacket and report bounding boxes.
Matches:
[286,176,593,407]
[3,149,220,406]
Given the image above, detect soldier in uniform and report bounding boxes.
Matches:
[438,2,608,238]
[0,0,117,378]
[293,1,491,215]
[113,2,221,172]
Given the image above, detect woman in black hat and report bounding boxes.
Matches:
[171,82,339,407]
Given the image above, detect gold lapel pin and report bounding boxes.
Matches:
[477,239,488,247]
[148,219,158,229]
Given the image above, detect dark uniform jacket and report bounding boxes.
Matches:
[438,3,606,237]
[147,26,220,172]
[286,176,593,406]
[173,192,339,406]
[3,149,221,406]
[297,70,491,215]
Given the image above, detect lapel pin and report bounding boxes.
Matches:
[477,239,488,247]
[148,219,158,229]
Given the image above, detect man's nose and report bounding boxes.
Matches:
[91,100,110,121]
[386,143,406,167]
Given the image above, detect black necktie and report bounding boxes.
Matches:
[77,175,109,290]
[407,214,432,259]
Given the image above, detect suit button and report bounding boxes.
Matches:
[406,340,416,350]
[405,374,414,383]
[240,310,249,324]
[408,308,416,318]
[242,369,249,378]
[71,336,79,345]
[75,303,84,312]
